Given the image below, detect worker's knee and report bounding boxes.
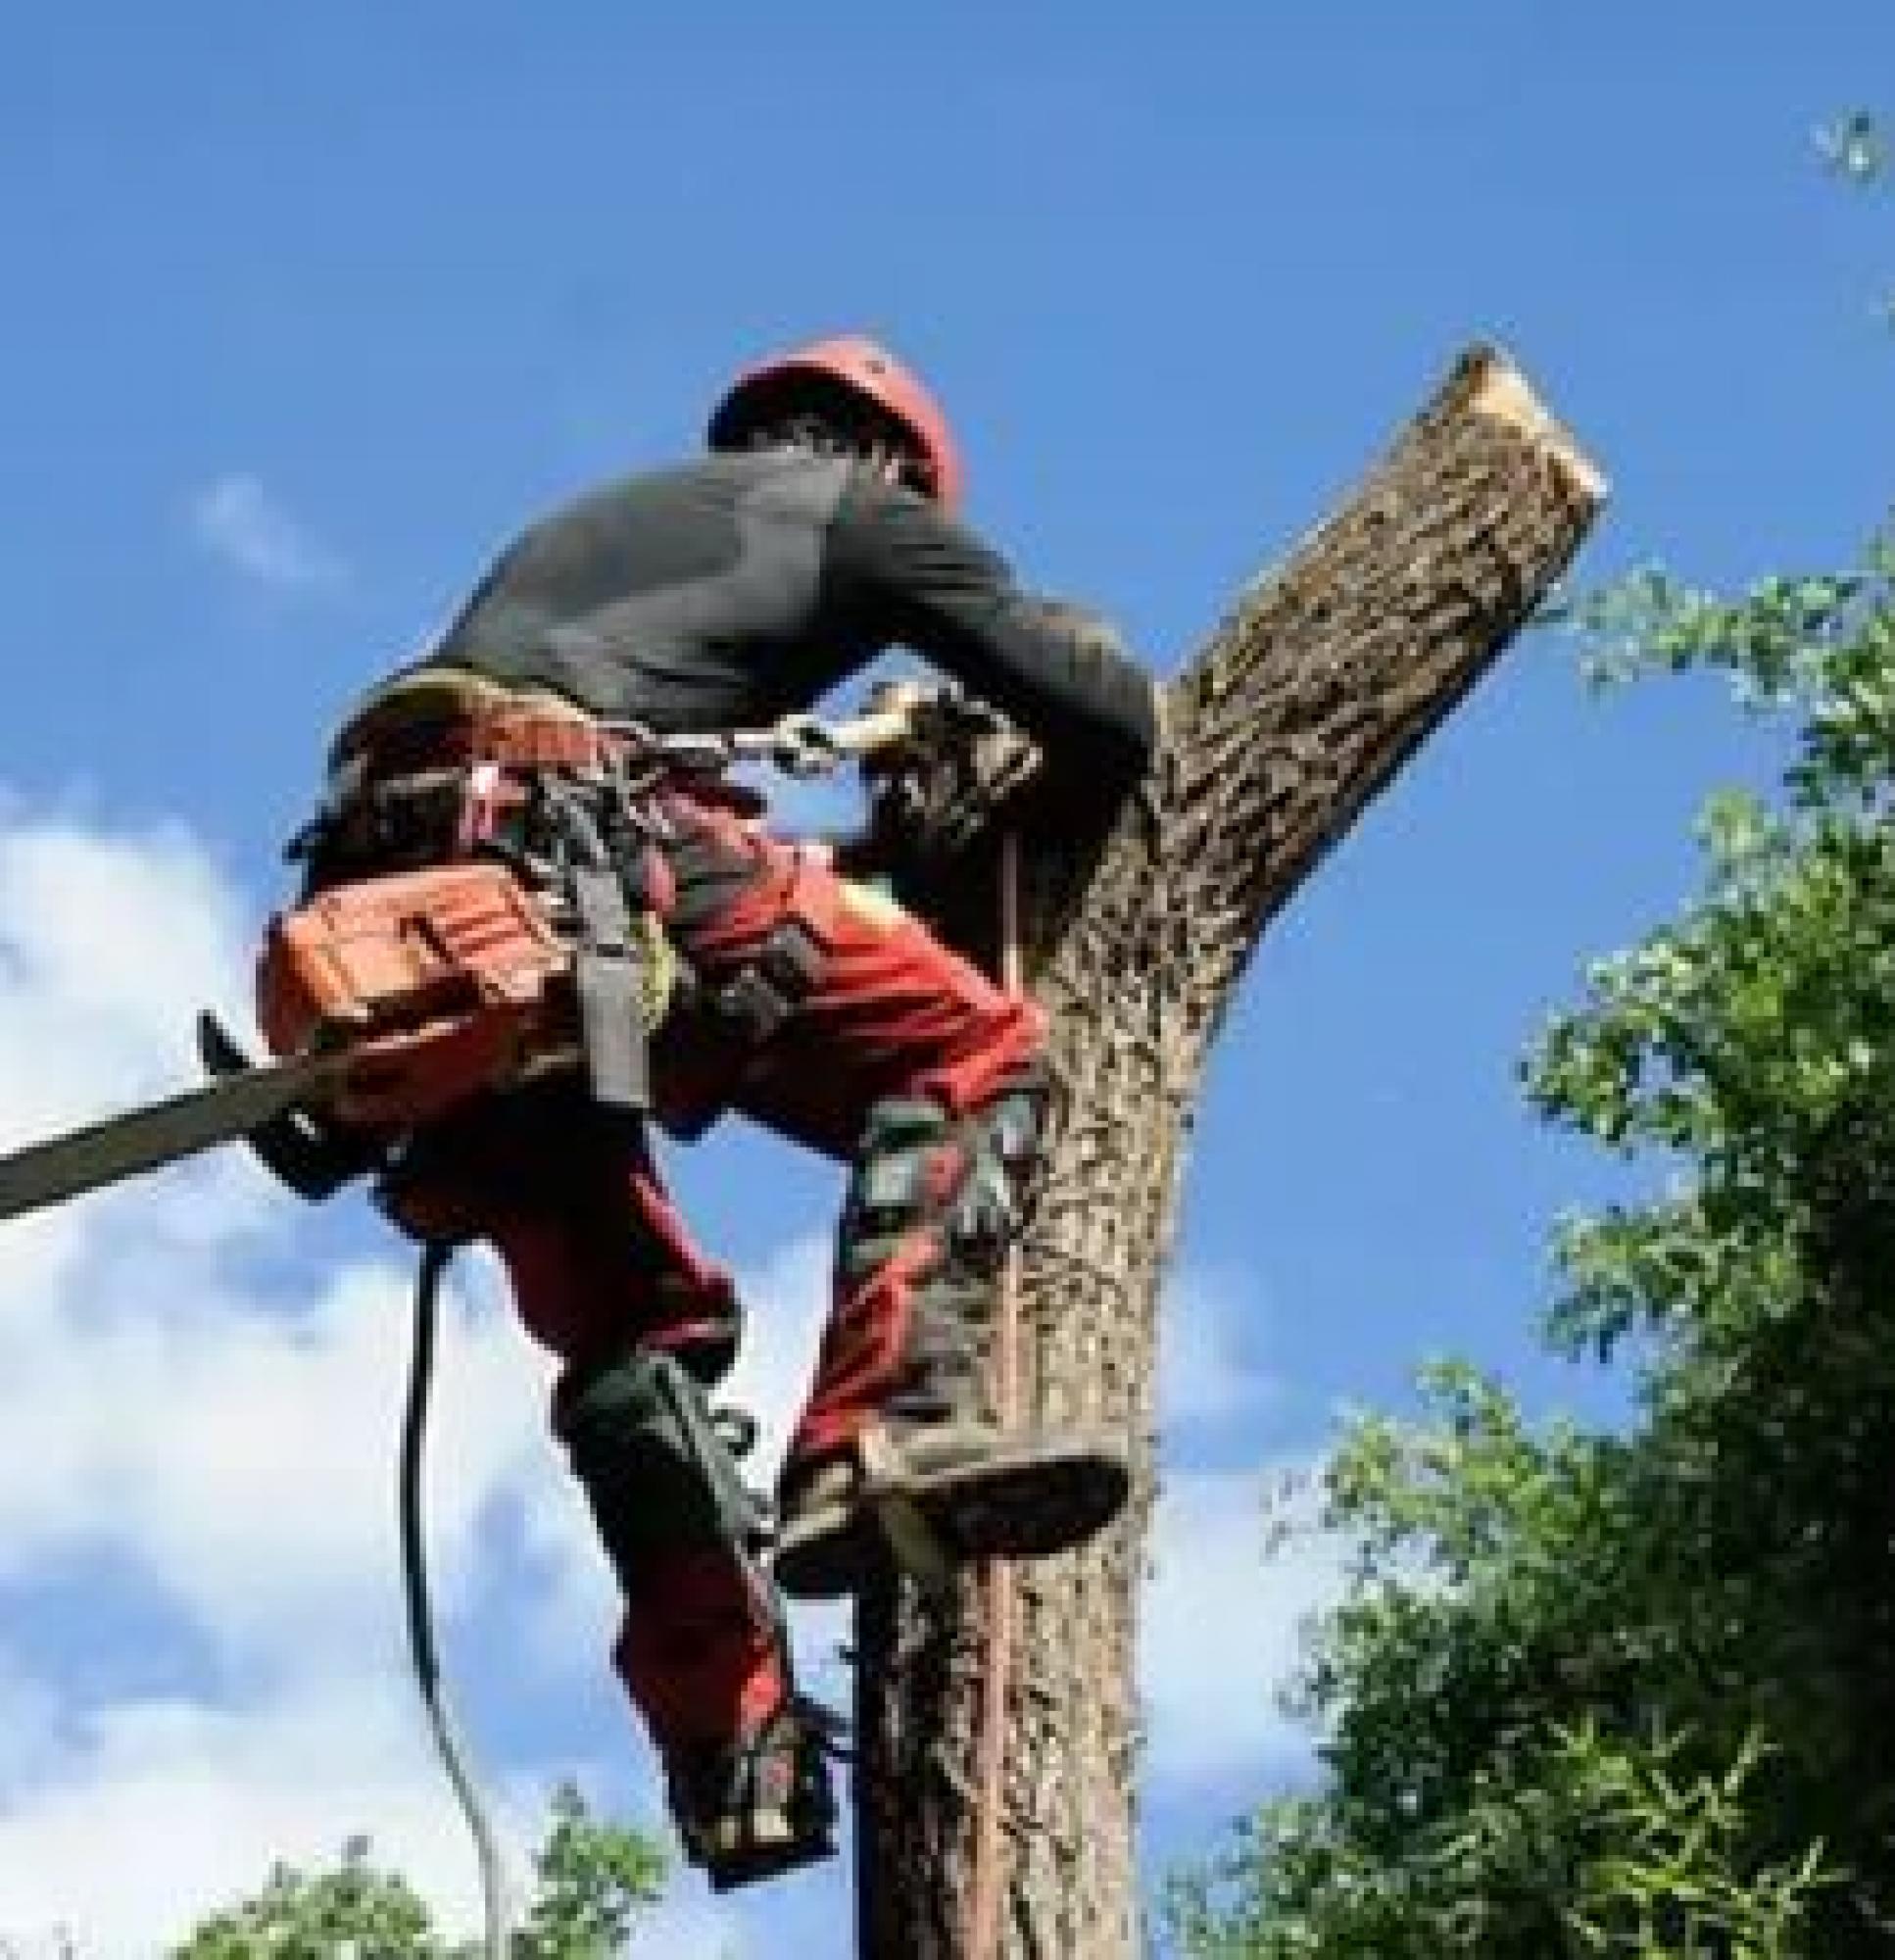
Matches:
[956,1057,1054,1256]
[555,1348,764,1594]
[839,1059,1053,1287]
[837,1097,957,1286]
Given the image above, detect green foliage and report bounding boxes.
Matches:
[172,1838,439,1959]
[1167,1723,1831,1960]
[170,1786,667,1959]
[1170,540,1895,1955]
[516,1783,667,1956]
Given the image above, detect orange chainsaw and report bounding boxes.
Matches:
[0,701,925,1227]
[0,858,579,1224]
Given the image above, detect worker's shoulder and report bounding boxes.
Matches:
[508,454,977,583]
[549,451,857,525]
[824,468,1014,592]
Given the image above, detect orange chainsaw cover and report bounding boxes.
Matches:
[257,861,572,1128]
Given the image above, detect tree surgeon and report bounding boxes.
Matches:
[286,337,1159,1889]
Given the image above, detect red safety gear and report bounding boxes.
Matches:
[707,334,965,510]
[377,792,1043,1768]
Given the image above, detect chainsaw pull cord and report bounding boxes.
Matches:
[965,828,1026,1960]
[401,1239,510,1960]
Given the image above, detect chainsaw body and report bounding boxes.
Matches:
[258,860,575,1131]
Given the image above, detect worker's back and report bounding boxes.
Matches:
[429,449,866,735]
[415,447,1156,783]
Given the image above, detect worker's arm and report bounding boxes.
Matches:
[818,474,1159,787]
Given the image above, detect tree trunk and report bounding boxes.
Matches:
[851,344,1607,1958]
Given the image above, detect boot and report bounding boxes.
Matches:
[772,1414,1130,1600]
[663,1696,841,1891]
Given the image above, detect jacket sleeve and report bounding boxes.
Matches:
[819,474,1158,786]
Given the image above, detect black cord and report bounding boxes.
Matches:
[401,1241,510,1958]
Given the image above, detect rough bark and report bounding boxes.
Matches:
[851,344,1607,1958]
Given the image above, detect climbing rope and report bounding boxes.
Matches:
[400,1241,510,1960]
[965,829,1027,1960]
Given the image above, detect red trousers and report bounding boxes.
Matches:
[424,797,1044,1748]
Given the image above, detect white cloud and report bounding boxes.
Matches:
[722,1231,831,1471]
[1141,1463,1346,1787]
[0,810,267,1340]
[0,805,602,1948]
[0,1666,568,1958]
[188,472,345,591]
[0,1657,63,1790]
[1159,1264,1281,1439]
[0,811,254,1142]
[717,1234,855,1698]
[0,1252,551,1660]
[0,809,556,1648]
[1144,1264,1343,1786]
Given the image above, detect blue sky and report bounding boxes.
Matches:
[2,4,1893,1952]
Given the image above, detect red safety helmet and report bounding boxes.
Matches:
[707,334,964,510]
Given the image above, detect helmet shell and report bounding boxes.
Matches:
[708,334,964,509]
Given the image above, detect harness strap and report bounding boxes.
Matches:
[327,666,605,774]
[309,690,849,1131]
[568,864,653,1114]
